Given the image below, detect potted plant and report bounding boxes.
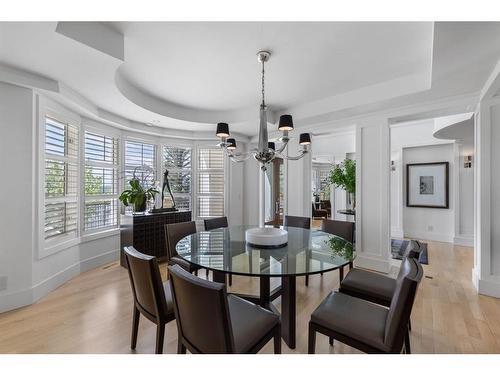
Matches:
[119,178,159,213]
[328,159,356,209]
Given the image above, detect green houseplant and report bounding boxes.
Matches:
[328,159,356,208]
[119,178,159,213]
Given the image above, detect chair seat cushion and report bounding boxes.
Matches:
[311,292,388,351]
[169,256,201,273]
[161,281,175,317]
[228,295,279,353]
[340,268,396,306]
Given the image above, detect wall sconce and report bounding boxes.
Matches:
[464,155,472,168]
[390,160,396,171]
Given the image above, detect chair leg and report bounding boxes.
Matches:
[349,261,353,270]
[308,322,316,354]
[206,269,210,279]
[305,275,309,287]
[131,307,140,350]
[405,328,411,354]
[329,337,334,346]
[408,318,412,331]
[228,274,233,286]
[177,338,187,354]
[339,266,344,283]
[274,325,282,354]
[155,323,165,354]
[194,269,198,276]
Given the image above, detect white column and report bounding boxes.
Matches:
[355,117,391,273]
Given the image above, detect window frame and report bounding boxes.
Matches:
[161,143,193,212]
[194,144,227,220]
[38,103,81,258]
[82,125,120,234]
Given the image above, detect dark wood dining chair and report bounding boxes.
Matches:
[312,203,328,219]
[319,219,355,284]
[204,216,228,231]
[124,246,175,354]
[308,258,423,354]
[284,215,311,229]
[339,239,423,349]
[168,264,281,354]
[165,221,203,277]
[203,216,230,284]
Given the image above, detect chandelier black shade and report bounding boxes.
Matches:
[216,122,230,138]
[278,114,294,131]
[299,133,311,145]
[268,142,275,151]
[227,138,236,150]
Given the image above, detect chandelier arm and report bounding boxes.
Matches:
[275,149,309,161]
[222,147,253,162]
[275,139,289,154]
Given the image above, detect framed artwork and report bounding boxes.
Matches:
[406,162,449,209]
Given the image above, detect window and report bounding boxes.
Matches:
[162,146,192,210]
[197,147,225,218]
[43,117,79,240]
[124,140,156,188]
[84,131,119,231]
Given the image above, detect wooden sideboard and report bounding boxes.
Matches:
[120,210,192,267]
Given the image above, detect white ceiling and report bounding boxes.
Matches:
[1,22,500,136]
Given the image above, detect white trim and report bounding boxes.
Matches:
[453,235,474,247]
[0,248,119,313]
[391,227,404,239]
[404,230,454,244]
[355,254,391,274]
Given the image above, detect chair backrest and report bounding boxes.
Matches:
[404,240,422,260]
[320,200,331,209]
[204,216,228,231]
[168,264,235,353]
[383,258,423,351]
[165,221,197,260]
[124,246,168,322]
[321,219,355,243]
[284,215,311,229]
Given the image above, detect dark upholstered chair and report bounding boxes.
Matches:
[124,246,175,354]
[284,215,311,230]
[312,203,328,219]
[204,216,228,231]
[164,221,202,277]
[320,200,331,217]
[339,239,423,349]
[308,258,423,354]
[203,216,230,284]
[168,265,281,354]
[321,219,355,243]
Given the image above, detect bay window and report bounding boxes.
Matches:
[196,147,225,218]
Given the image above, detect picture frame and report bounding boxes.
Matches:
[406,162,449,209]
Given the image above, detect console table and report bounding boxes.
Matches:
[120,210,192,267]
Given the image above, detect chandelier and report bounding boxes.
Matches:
[214,50,312,248]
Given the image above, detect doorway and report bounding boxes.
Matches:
[265,158,285,226]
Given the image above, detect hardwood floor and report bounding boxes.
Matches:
[0,239,499,353]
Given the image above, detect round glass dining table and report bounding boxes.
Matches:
[175,225,355,349]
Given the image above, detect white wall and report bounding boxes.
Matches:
[402,143,455,242]
[0,82,34,308]
[390,119,474,245]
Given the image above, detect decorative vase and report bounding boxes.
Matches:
[133,197,147,213]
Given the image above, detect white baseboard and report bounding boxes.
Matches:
[355,254,391,274]
[453,235,474,247]
[404,230,453,243]
[472,267,500,299]
[0,249,119,313]
[391,227,404,239]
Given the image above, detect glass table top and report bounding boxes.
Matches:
[175,225,355,277]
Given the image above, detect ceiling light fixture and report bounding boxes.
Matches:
[215,50,312,247]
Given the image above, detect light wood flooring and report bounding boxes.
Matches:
[0,239,499,353]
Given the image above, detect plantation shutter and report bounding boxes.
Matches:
[44,117,79,240]
[84,131,119,231]
[197,147,224,218]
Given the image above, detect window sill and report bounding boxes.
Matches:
[81,228,120,243]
